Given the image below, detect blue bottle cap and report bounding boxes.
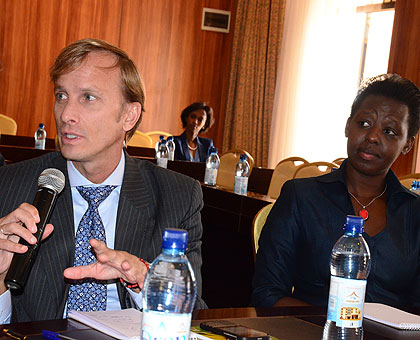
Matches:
[240,154,247,161]
[167,136,173,141]
[344,215,364,233]
[159,135,164,140]
[210,146,218,154]
[162,228,188,251]
[39,123,45,128]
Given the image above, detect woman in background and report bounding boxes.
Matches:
[174,102,215,162]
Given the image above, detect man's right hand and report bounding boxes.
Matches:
[0,203,54,294]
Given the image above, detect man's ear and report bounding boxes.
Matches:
[402,136,415,155]
[344,117,351,138]
[123,102,141,132]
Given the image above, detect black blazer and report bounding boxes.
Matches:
[252,160,420,309]
[0,151,206,322]
[173,132,213,163]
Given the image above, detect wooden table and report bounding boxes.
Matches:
[1,306,418,340]
[0,134,56,149]
[0,136,274,196]
[200,185,274,308]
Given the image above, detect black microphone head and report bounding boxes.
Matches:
[38,168,65,194]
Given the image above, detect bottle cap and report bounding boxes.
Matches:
[167,136,173,141]
[159,135,164,140]
[344,215,364,233]
[39,123,45,128]
[240,154,247,161]
[162,228,188,251]
[210,146,218,154]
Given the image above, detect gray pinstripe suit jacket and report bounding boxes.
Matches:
[0,151,206,322]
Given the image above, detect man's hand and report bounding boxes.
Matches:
[0,203,54,294]
[63,239,148,292]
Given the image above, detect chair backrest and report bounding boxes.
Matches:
[399,173,420,189]
[0,114,18,135]
[332,157,345,165]
[127,131,154,148]
[252,202,274,261]
[293,161,338,179]
[145,131,172,147]
[267,157,308,199]
[216,149,254,190]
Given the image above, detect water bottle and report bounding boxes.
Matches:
[410,180,420,194]
[34,123,47,150]
[156,139,169,168]
[323,215,371,340]
[204,147,219,186]
[234,154,250,195]
[141,228,197,340]
[167,136,175,161]
[155,135,165,152]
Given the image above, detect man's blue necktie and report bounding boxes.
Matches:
[66,185,117,312]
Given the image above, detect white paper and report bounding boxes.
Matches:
[364,303,420,330]
[68,309,142,340]
[68,309,206,340]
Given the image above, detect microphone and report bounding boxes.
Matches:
[5,168,65,291]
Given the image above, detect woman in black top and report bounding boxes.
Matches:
[253,74,420,309]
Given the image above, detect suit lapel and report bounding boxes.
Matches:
[37,155,75,318]
[196,136,206,162]
[180,133,192,161]
[115,155,156,258]
[115,155,159,307]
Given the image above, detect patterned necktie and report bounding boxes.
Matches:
[66,185,117,312]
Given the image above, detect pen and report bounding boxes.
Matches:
[41,330,77,340]
[2,328,30,340]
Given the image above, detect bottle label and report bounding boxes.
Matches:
[234,176,248,195]
[141,310,192,340]
[204,168,218,186]
[326,276,367,328]
[169,151,175,161]
[157,158,168,168]
[35,139,46,150]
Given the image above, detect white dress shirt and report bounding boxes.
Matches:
[0,151,142,324]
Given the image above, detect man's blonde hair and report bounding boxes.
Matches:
[50,38,146,141]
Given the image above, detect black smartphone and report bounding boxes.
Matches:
[200,320,270,340]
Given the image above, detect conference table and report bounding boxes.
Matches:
[1,306,418,340]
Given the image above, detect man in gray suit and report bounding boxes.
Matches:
[0,39,206,322]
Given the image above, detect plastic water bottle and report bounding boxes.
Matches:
[141,228,197,340]
[234,154,250,195]
[155,135,165,152]
[156,139,169,168]
[34,123,47,150]
[323,215,371,340]
[167,136,175,161]
[204,147,219,186]
[410,180,420,194]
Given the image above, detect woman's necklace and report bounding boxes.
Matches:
[348,185,387,221]
[188,143,197,151]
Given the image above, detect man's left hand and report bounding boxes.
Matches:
[63,239,148,292]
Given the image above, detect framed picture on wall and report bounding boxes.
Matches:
[201,8,231,33]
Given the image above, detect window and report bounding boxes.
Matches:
[269,1,395,167]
